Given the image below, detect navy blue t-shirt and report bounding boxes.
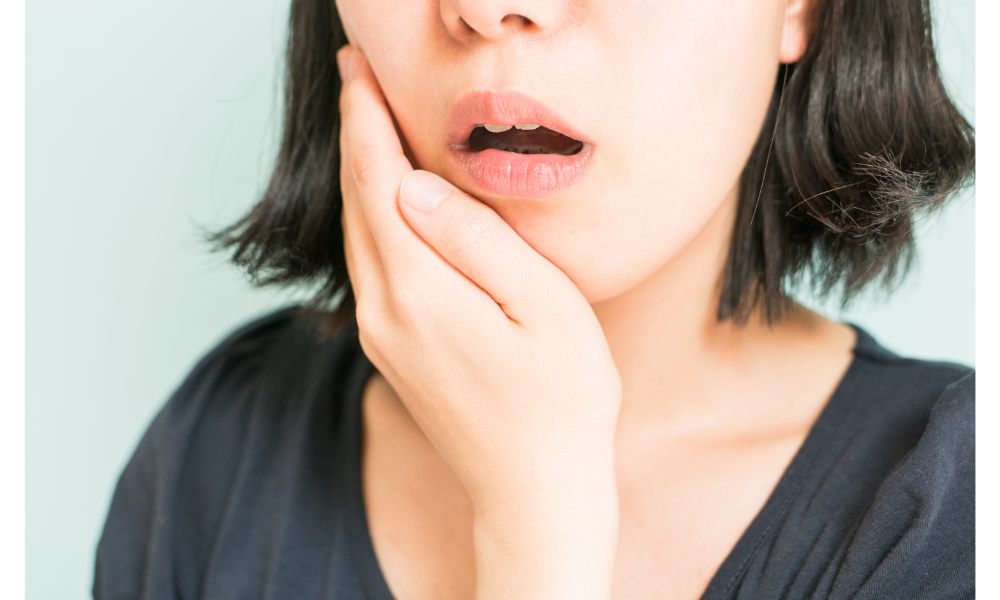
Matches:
[94,308,975,599]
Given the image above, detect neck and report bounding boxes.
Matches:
[590,191,855,435]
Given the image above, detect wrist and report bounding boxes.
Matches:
[471,468,619,600]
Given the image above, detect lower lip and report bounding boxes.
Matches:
[453,146,592,198]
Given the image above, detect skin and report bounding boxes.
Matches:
[334,0,856,598]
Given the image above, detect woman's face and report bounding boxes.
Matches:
[335,0,808,303]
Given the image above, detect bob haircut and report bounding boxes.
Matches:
[214,0,975,328]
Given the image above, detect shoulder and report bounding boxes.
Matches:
[94,307,369,600]
[151,306,360,439]
[715,329,976,600]
[848,326,972,413]
[844,327,974,526]
[824,327,974,467]
[819,331,975,599]
[127,307,361,470]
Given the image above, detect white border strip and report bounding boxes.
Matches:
[976,0,997,595]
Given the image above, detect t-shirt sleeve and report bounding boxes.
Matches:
[92,309,297,600]
[818,372,975,600]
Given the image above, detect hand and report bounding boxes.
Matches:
[337,46,621,600]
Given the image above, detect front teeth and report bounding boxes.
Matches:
[479,123,541,132]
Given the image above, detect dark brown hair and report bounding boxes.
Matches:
[213,0,975,328]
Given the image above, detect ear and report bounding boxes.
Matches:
[778,0,814,63]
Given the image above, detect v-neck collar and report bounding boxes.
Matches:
[344,327,874,600]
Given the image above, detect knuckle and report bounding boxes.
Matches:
[449,204,504,258]
[384,277,428,323]
[354,299,385,347]
[339,88,381,190]
[339,79,362,116]
[356,285,429,349]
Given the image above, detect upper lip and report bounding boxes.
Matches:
[445,90,591,150]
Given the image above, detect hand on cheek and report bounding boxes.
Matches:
[338,45,621,600]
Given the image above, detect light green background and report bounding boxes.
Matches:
[27,1,974,598]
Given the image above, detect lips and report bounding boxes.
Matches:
[445,91,592,198]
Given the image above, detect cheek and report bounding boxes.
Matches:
[334,0,441,113]
[335,0,469,175]
[599,0,784,207]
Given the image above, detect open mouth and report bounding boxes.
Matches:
[447,91,592,196]
[468,124,584,156]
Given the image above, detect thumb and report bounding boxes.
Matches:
[398,170,573,321]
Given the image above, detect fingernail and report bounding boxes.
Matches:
[400,171,455,214]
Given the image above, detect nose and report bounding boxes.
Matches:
[440,0,567,41]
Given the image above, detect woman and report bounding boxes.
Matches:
[94,0,975,598]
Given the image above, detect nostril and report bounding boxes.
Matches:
[442,1,557,41]
[501,14,534,27]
